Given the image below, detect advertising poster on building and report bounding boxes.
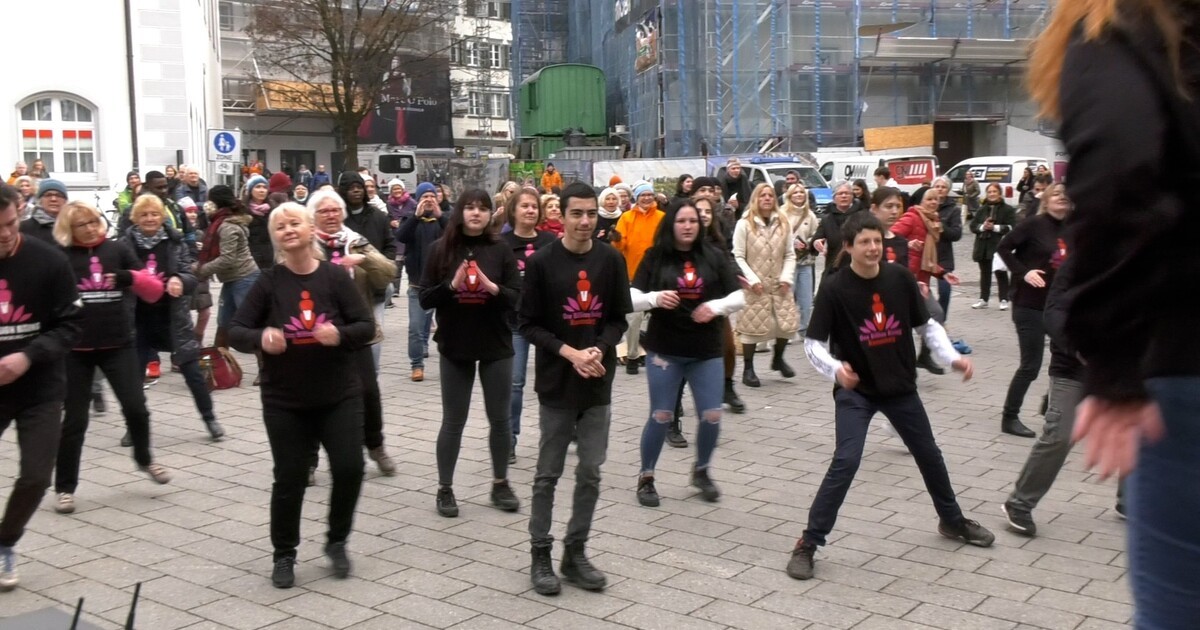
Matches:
[634,7,660,74]
[358,53,453,148]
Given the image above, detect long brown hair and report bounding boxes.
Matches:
[1028,0,1186,120]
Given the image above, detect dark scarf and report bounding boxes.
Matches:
[198,208,232,265]
[130,226,169,251]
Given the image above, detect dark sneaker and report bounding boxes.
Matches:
[1115,503,1127,520]
[786,540,816,580]
[636,476,660,507]
[271,557,295,589]
[325,542,351,578]
[120,431,132,447]
[491,481,520,512]
[436,486,459,517]
[939,518,995,547]
[1002,502,1037,537]
[368,446,397,476]
[626,362,639,375]
[205,420,226,441]
[691,468,720,502]
[666,422,688,448]
[560,542,606,591]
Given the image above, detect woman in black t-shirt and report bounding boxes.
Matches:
[419,189,522,518]
[630,198,745,508]
[501,187,557,461]
[229,202,376,589]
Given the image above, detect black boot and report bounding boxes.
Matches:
[771,339,795,378]
[666,417,688,448]
[1001,417,1036,438]
[560,542,606,591]
[742,344,760,387]
[723,378,746,414]
[530,546,561,595]
[916,345,946,375]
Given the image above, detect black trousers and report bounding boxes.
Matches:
[264,397,364,561]
[306,349,385,472]
[1002,306,1047,421]
[57,348,153,494]
[804,388,963,546]
[978,258,1011,302]
[0,400,62,547]
[437,355,512,487]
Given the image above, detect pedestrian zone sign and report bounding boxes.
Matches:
[208,129,241,162]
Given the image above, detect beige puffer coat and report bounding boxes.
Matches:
[733,213,799,339]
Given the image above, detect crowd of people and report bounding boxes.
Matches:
[0,1,1195,623]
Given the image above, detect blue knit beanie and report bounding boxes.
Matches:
[245,174,268,193]
[37,178,68,198]
[415,182,437,199]
[633,182,654,199]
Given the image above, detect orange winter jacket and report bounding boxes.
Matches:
[540,170,563,191]
[612,205,664,280]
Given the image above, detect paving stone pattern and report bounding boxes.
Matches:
[0,233,1132,628]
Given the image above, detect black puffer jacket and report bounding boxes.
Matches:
[123,227,202,364]
[247,213,275,270]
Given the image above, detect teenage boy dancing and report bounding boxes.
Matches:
[787,213,993,580]
[519,182,632,595]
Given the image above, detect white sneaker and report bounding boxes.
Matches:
[54,493,75,514]
[971,300,989,309]
[999,300,1010,311]
[0,546,17,592]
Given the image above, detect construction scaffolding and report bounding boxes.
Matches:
[514,0,1052,157]
[510,0,570,138]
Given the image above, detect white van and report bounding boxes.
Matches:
[944,156,1049,203]
[817,155,939,195]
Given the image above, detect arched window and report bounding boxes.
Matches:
[17,94,97,175]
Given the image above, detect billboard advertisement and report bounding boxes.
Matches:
[634,8,660,74]
[357,53,453,149]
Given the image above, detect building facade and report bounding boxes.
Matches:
[2,0,224,195]
[514,0,1053,158]
[450,1,515,155]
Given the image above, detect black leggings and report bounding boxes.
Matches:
[437,355,512,487]
[57,348,154,494]
[1003,306,1047,421]
[978,257,1011,302]
[264,397,364,560]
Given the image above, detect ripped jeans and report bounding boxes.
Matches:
[640,352,724,475]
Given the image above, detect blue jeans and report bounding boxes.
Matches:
[407,287,432,369]
[217,272,260,328]
[640,352,724,475]
[1129,377,1200,629]
[793,265,815,335]
[936,276,952,321]
[510,330,532,441]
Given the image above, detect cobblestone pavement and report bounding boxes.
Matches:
[0,234,1132,629]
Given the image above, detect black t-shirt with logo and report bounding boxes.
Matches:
[502,230,557,328]
[518,240,632,409]
[807,263,930,398]
[883,233,909,268]
[229,262,376,409]
[632,244,741,359]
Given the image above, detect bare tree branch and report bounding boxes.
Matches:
[246,0,457,168]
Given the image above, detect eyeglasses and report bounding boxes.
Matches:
[72,218,102,230]
[41,192,66,199]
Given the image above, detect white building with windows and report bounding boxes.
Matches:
[450,1,514,154]
[1,0,224,197]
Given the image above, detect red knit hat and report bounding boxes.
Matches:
[608,175,622,186]
[268,172,293,195]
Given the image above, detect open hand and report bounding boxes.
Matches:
[1073,397,1165,480]
[1025,269,1046,288]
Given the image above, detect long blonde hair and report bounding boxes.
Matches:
[781,183,812,225]
[1028,0,1185,120]
[741,183,789,235]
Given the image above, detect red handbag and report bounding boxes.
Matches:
[198,347,243,391]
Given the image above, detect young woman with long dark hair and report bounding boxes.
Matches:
[632,198,745,507]
[419,189,522,517]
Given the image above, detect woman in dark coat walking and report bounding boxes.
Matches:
[124,195,224,441]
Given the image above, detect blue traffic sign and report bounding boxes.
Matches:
[213,132,236,154]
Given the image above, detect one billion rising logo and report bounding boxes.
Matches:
[859,293,902,346]
[563,271,604,326]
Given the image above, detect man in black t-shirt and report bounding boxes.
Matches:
[785,213,994,582]
[519,182,631,596]
[0,184,81,592]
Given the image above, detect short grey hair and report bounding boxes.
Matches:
[932,176,952,189]
[832,181,854,193]
[305,189,347,221]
